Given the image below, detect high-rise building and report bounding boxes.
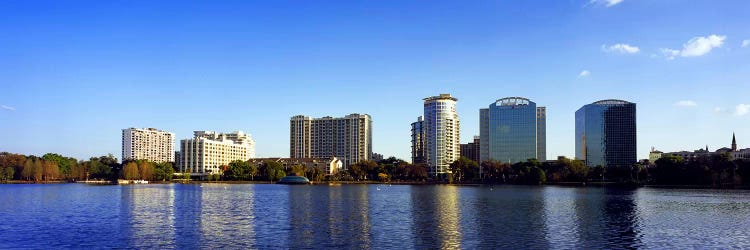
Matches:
[575,99,636,167]
[479,97,546,164]
[122,127,175,163]
[179,130,255,174]
[371,153,384,162]
[460,136,481,164]
[423,94,460,177]
[411,116,426,165]
[289,114,372,168]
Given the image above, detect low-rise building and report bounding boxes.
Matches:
[663,133,750,161]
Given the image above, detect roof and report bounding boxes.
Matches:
[592,99,633,105]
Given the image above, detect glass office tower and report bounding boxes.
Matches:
[479,97,546,164]
[575,99,636,168]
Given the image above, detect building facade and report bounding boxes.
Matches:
[180,130,255,175]
[423,94,460,177]
[371,153,384,162]
[575,99,637,167]
[289,114,372,168]
[479,97,546,164]
[411,115,426,165]
[460,136,481,164]
[122,127,175,163]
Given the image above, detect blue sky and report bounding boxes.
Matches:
[1,0,748,161]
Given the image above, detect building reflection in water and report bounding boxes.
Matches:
[436,185,462,249]
[120,185,176,249]
[287,184,371,249]
[410,185,462,249]
[573,187,642,249]
[367,185,414,248]
[287,185,316,248]
[472,186,548,249]
[173,184,203,248]
[542,186,581,249]
[199,183,255,248]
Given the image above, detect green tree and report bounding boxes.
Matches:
[154,162,175,181]
[42,153,76,180]
[654,155,685,184]
[449,156,479,183]
[0,166,14,181]
[259,160,286,182]
[408,163,428,181]
[528,166,546,184]
[226,160,253,180]
[289,164,306,177]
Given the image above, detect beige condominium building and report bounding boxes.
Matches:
[180,130,256,175]
[122,127,175,163]
[290,113,372,168]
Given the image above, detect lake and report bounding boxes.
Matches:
[0,184,748,249]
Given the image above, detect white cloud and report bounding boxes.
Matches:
[660,48,680,60]
[1,105,15,111]
[589,0,624,7]
[714,107,723,113]
[602,43,640,54]
[660,34,726,59]
[742,40,750,48]
[674,100,697,107]
[578,70,591,77]
[736,104,750,116]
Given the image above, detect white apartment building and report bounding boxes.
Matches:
[180,130,256,175]
[122,127,175,163]
[290,114,372,168]
[423,94,460,177]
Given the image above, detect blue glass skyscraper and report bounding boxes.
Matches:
[480,97,546,164]
[575,100,637,168]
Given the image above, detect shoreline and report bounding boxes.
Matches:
[3,180,749,189]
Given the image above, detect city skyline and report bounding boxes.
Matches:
[1,1,749,161]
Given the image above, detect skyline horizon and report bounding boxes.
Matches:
[1,1,748,162]
[2,94,747,163]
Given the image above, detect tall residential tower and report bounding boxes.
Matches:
[289,114,372,168]
[122,127,175,163]
[575,99,636,167]
[422,94,460,177]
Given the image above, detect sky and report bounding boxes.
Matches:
[1,0,749,162]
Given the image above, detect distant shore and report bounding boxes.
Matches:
[3,179,749,189]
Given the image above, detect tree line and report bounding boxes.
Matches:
[0,152,176,183]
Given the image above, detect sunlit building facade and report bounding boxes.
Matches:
[575,99,636,167]
[423,94,460,177]
[479,97,546,164]
[289,114,372,168]
[180,130,255,174]
[122,127,175,163]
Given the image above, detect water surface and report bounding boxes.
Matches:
[0,184,748,249]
